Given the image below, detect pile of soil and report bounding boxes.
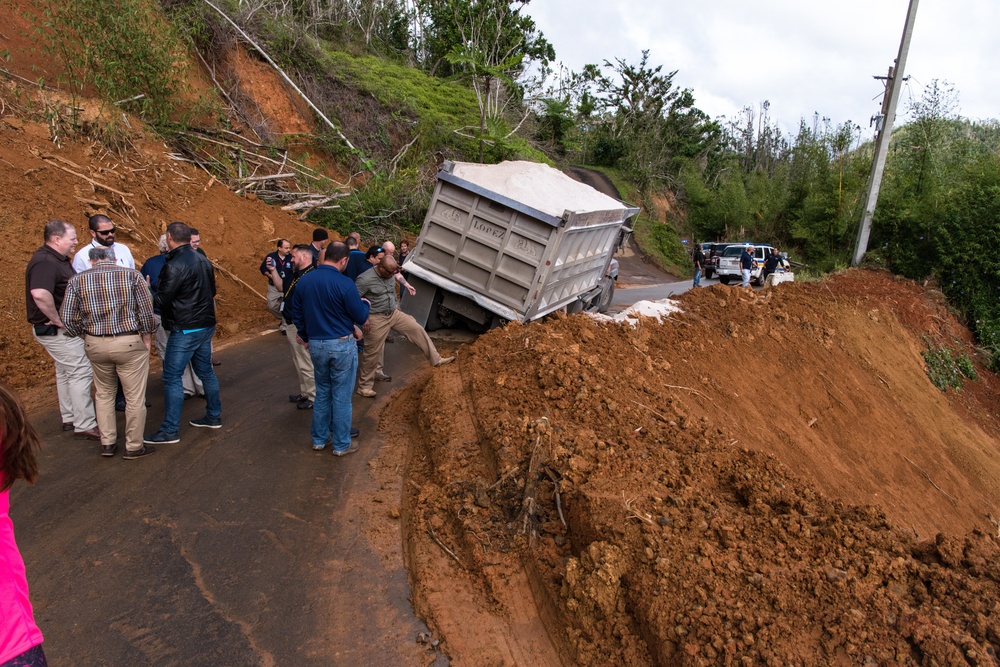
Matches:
[402,271,1000,665]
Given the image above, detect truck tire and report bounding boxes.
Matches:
[719,276,732,285]
[705,269,714,280]
[595,277,615,313]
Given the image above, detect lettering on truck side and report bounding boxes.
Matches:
[472,218,505,240]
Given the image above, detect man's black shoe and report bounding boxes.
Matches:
[123,445,156,460]
[101,443,118,457]
[190,416,222,429]
[296,399,314,410]
[350,428,360,438]
[289,394,304,403]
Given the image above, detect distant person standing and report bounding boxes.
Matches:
[0,382,47,667]
[692,244,705,287]
[398,240,410,265]
[140,234,204,399]
[144,222,222,445]
[739,244,755,288]
[275,244,317,410]
[288,242,370,455]
[60,246,157,459]
[72,214,135,271]
[309,228,329,266]
[762,247,787,285]
[355,255,453,399]
[189,228,206,257]
[342,234,368,281]
[25,220,99,440]
[260,239,294,330]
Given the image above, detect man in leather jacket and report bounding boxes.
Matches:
[144,222,223,445]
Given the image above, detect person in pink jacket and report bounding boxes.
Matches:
[0,382,46,667]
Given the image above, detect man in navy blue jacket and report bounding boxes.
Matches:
[288,242,370,456]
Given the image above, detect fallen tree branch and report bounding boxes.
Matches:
[427,527,463,568]
[903,455,958,506]
[43,160,133,198]
[210,260,266,301]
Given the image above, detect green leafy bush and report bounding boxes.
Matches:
[922,341,977,391]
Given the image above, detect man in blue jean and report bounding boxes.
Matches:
[144,222,222,445]
[288,241,370,456]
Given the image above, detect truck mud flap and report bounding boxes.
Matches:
[401,275,444,330]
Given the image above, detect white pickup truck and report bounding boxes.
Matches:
[716,244,774,286]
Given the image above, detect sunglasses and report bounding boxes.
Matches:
[96,227,116,235]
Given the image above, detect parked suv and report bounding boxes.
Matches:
[716,244,775,286]
[703,242,738,280]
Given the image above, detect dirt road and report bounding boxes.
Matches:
[13,332,446,667]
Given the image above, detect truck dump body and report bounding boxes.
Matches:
[402,161,638,328]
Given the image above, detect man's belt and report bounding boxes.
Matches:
[88,331,141,337]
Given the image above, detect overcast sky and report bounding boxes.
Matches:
[527,0,999,140]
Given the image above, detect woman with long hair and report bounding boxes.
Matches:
[0,382,46,667]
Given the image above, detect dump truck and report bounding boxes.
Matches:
[400,161,639,331]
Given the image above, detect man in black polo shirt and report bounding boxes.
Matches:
[25,220,99,440]
[260,238,294,332]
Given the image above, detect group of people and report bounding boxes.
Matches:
[25,216,222,460]
[691,243,788,288]
[260,229,450,456]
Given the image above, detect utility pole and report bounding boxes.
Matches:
[852,0,920,266]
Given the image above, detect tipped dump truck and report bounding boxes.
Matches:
[401,160,639,331]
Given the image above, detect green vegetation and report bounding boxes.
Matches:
[923,340,978,391]
[21,0,200,127]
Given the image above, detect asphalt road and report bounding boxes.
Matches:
[12,332,439,667]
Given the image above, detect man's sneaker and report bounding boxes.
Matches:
[289,394,304,403]
[332,442,360,457]
[101,443,118,457]
[356,388,377,398]
[143,431,180,444]
[312,443,327,451]
[123,445,156,460]
[375,371,392,382]
[351,427,360,438]
[296,399,314,410]
[190,416,222,429]
[62,422,74,431]
[434,357,455,367]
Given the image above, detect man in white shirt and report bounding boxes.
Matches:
[72,214,135,271]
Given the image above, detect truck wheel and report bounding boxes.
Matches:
[595,277,615,313]
[719,276,732,285]
[705,269,714,280]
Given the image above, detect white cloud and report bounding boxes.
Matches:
[528,0,1000,138]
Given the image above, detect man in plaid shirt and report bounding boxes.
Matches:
[60,246,157,459]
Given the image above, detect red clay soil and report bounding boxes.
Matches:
[401,271,1000,666]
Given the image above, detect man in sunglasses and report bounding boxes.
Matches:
[354,255,453,398]
[72,214,135,272]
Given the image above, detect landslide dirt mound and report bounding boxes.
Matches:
[402,271,1000,665]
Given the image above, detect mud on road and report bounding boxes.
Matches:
[399,271,1000,665]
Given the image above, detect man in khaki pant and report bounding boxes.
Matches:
[270,244,316,409]
[60,246,157,459]
[355,255,453,398]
